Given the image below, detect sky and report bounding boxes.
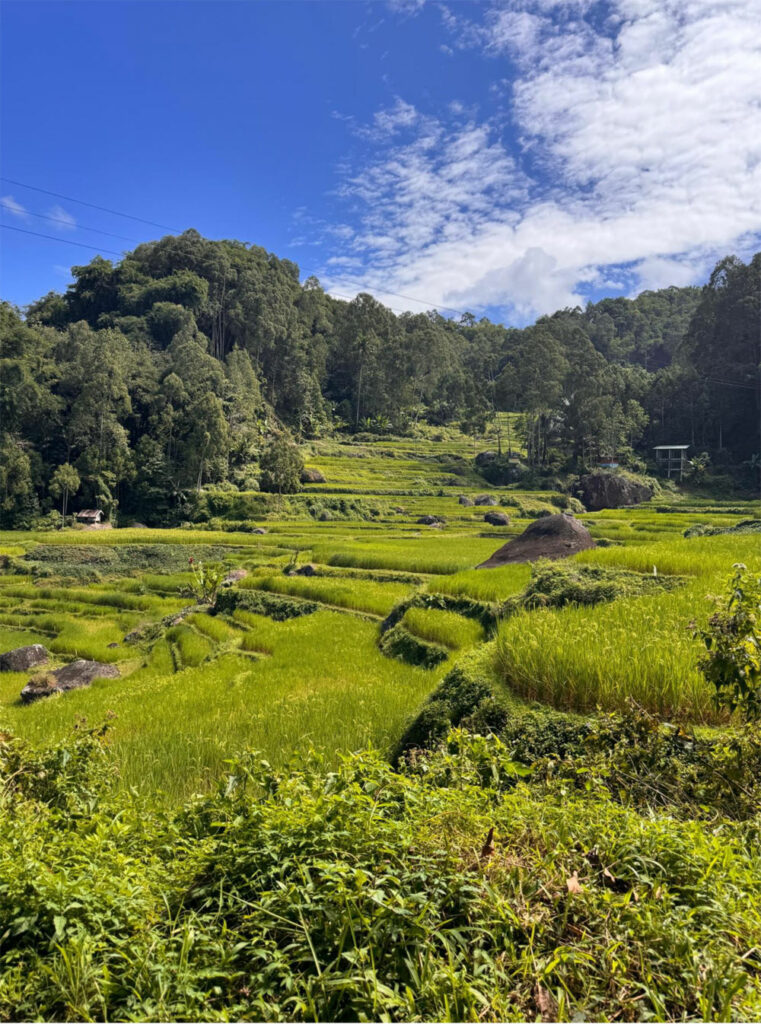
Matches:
[2,0,761,325]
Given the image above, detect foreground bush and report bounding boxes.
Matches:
[3,723,761,1021]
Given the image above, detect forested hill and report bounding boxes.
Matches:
[1,229,759,525]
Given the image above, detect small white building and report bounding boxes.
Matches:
[653,445,689,480]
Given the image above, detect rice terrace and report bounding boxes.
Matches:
[3,1,761,1021]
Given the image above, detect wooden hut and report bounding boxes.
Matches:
[75,509,104,525]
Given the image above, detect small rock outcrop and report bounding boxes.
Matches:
[21,659,120,703]
[318,510,333,521]
[417,515,443,526]
[474,451,498,467]
[293,563,317,576]
[474,494,499,507]
[252,527,267,534]
[484,512,510,526]
[458,495,474,506]
[478,513,595,568]
[578,472,654,511]
[0,644,49,673]
[300,468,326,484]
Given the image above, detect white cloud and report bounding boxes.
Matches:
[386,0,426,15]
[324,0,761,320]
[48,205,76,231]
[1,195,27,219]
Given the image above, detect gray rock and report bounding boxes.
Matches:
[21,659,120,703]
[0,644,49,673]
[252,527,267,534]
[300,468,326,483]
[475,450,498,467]
[458,495,474,506]
[417,515,443,526]
[579,472,654,511]
[223,568,248,584]
[478,513,595,567]
[318,510,333,521]
[484,511,510,526]
[474,494,499,506]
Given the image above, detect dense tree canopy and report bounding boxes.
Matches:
[1,231,758,525]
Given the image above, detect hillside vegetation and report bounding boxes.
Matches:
[2,234,759,529]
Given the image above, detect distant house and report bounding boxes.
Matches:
[653,445,689,480]
[76,509,104,525]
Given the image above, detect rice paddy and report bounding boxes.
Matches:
[0,431,759,800]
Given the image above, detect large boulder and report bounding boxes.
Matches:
[478,513,595,568]
[474,494,499,507]
[21,659,120,704]
[484,511,510,526]
[0,644,49,673]
[578,472,654,511]
[458,495,474,506]
[300,468,326,484]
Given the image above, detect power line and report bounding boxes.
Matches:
[10,207,137,242]
[4,177,475,317]
[2,177,478,317]
[703,375,757,391]
[0,177,180,232]
[1,224,124,257]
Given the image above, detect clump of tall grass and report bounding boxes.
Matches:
[166,625,214,668]
[428,564,531,602]
[238,573,412,617]
[313,537,499,575]
[402,607,484,650]
[494,580,718,722]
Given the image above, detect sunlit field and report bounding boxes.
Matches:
[1,433,759,801]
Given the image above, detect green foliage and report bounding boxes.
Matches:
[3,243,759,529]
[259,436,304,494]
[693,565,761,720]
[517,559,683,610]
[396,663,502,756]
[5,724,761,1021]
[49,463,80,526]
[384,590,501,636]
[183,558,226,604]
[214,586,319,620]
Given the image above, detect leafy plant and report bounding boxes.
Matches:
[184,557,226,604]
[693,563,761,720]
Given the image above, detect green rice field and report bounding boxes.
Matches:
[1,431,759,800]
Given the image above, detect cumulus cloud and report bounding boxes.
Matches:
[1,195,27,219]
[325,0,761,320]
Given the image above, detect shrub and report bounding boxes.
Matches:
[692,564,761,720]
[215,587,319,620]
[259,437,303,494]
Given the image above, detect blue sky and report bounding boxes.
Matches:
[2,0,760,324]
